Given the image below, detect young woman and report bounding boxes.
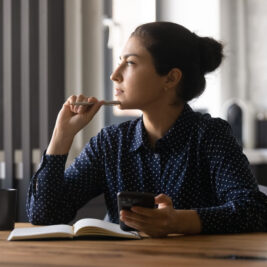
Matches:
[27,22,267,237]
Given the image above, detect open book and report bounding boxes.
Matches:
[7,218,140,241]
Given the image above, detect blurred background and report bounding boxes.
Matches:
[1,0,267,222]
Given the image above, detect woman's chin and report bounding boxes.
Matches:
[117,103,138,110]
[117,104,127,110]
[114,98,142,110]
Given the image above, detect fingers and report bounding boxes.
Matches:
[120,209,170,237]
[66,95,101,114]
[121,217,149,233]
[75,95,89,113]
[75,95,94,113]
[123,194,173,218]
[120,210,153,232]
[130,206,156,217]
[120,194,175,237]
[155,193,172,206]
[120,210,148,224]
[85,99,104,119]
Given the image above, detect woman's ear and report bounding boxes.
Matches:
[164,68,182,90]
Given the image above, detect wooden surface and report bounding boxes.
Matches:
[1,223,267,266]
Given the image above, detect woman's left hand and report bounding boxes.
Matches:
[120,193,177,237]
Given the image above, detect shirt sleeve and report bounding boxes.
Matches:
[26,134,105,225]
[196,119,267,234]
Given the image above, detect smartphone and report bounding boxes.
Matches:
[117,191,155,231]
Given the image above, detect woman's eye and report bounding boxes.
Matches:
[126,61,135,65]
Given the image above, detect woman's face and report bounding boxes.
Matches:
[110,36,167,110]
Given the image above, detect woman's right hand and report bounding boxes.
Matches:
[56,95,104,136]
[47,95,104,155]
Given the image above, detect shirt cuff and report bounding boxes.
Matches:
[196,205,234,234]
[33,149,68,195]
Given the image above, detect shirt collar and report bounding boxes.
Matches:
[129,103,196,153]
[129,117,147,152]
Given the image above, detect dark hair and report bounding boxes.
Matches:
[131,22,224,102]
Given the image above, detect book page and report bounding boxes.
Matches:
[73,218,139,238]
[8,225,73,241]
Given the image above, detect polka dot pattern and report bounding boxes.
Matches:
[26,104,267,233]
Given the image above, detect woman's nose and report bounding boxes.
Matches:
[110,66,122,82]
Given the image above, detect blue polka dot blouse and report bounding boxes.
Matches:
[26,104,267,233]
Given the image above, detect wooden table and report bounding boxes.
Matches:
[1,223,267,266]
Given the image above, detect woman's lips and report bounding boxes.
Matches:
[115,88,124,96]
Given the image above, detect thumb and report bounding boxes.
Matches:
[155,194,172,207]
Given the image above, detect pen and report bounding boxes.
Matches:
[71,101,121,106]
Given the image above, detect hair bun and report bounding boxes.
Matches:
[197,36,223,74]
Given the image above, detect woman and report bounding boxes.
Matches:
[27,22,267,237]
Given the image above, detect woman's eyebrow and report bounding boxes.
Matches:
[119,53,140,60]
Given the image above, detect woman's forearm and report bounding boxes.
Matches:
[46,128,74,155]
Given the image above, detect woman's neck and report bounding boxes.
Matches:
[142,102,185,148]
